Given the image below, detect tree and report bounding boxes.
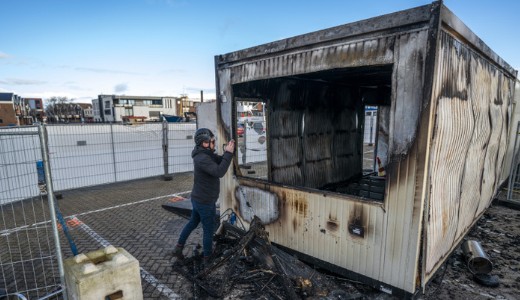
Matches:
[45,96,80,123]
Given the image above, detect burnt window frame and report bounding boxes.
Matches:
[232,98,269,180]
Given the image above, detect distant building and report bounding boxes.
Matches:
[178,95,201,115]
[0,93,18,126]
[77,103,93,122]
[237,100,266,124]
[92,94,201,123]
[0,93,45,126]
[22,98,45,124]
[45,101,84,123]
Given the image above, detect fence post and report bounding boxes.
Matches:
[162,120,173,181]
[368,115,374,146]
[110,123,118,182]
[38,124,68,300]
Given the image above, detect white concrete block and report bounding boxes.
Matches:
[64,247,143,300]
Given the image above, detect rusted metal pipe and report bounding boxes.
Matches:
[461,240,493,274]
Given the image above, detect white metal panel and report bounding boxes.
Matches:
[499,81,520,183]
[423,31,515,281]
[218,29,430,294]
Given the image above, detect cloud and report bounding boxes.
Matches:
[63,81,93,91]
[114,83,129,93]
[0,52,9,59]
[74,67,140,75]
[1,78,46,85]
[72,96,96,103]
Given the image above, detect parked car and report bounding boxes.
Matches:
[237,123,245,136]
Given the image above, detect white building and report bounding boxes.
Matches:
[92,95,184,123]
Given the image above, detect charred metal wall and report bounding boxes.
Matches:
[499,80,520,183]
[234,79,364,188]
[424,30,516,279]
[214,3,519,295]
[216,26,432,294]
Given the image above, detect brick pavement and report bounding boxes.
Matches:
[59,172,198,299]
[1,172,204,299]
[10,169,518,299]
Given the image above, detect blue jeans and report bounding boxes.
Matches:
[177,199,216,257]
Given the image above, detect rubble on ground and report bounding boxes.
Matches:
[171,216,368,299]
[170,202,520,299]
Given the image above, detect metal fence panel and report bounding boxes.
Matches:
[42,123,196,191]
[0,126,62,299]
[168,123,196,173]
[1,122,200,298]
[0,127,41,203]
[47,124,116,190]
[112,124,164,182]
[237,126,267,165]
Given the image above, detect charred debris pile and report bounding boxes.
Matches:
[171,216,370,299]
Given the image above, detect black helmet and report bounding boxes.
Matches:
[194,128,214,146]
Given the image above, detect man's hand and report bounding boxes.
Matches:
[225,139,235,153]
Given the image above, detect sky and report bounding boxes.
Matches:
[1,0,519,103]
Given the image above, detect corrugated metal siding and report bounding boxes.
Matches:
[218,29,430,294]
[499,82,520,183]
[380,30,429,292]
[228,35,396,85]
[267,80,362,189]
[251,183,385,277]
[232,143,423,292]
[424,31,515,278]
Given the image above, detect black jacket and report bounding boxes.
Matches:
[191,145,233,205]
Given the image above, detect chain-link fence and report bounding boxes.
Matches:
[44,123,195,190]
[0,126,63,299]
[1,122,198,299]
[237,123,267,179]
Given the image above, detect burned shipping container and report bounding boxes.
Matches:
[211,1,518,297]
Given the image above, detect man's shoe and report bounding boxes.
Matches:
[172,245,184,260]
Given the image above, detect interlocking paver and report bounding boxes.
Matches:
[2,172,199,299]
